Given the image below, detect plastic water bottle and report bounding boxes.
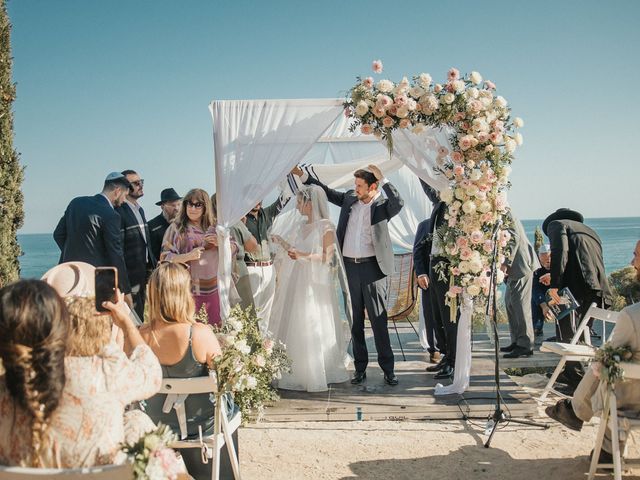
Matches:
[356,407,363,421]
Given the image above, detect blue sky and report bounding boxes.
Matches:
[8,0,640,233]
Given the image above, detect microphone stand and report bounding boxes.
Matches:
[483,218,548,448]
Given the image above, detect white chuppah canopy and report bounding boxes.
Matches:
[210,98,472,395]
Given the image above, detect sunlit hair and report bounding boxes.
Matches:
[175,188,214,233]
[0,280,69,467]
[147,263,195,325]
[64,296,111,356]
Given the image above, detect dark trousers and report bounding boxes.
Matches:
[428,256,458,365]
[420,288,439,354]
[345,261,394,375]
[131,286,146,320]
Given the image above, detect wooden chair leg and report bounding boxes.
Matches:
[540,358,566,402]
[212,405,222,480]
[609,395,622,480]
[588,401,608,480]
[220,399,242,480]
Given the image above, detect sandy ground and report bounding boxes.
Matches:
[238,380,640,480]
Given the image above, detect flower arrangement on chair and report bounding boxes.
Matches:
[212,306,290,419]
[120,424,185,480]
[344,59,522,314]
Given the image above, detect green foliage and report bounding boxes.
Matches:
[608,266,640,311]
[0,0,24,287]
[534,226,544,253]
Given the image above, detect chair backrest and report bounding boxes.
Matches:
[572,303,620,346]
[159,375,218,395]
[386,252,418,321]
[0,464,132,479]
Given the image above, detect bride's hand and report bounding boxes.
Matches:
[287,248,299,260]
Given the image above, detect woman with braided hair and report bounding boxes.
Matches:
[0,280,69,467]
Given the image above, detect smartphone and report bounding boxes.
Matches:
[95,267,118,312]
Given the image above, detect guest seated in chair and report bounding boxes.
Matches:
[546,240,640,464]
[140,262,236,479]
[0,267,161,468]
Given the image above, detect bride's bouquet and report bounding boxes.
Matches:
[212,306,290,419]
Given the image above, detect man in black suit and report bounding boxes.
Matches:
[53,172,132,304]
[116,170,156,319]
[148,188,182,263]
[413,193,443,365]
[419,180,458,380]
[542,208,614,389]
[293,164,403,386]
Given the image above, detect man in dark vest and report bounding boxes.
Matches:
[148,188,182,263]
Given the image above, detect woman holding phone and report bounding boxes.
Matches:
[161,189,236,326]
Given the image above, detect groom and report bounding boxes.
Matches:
[292,164,404,386]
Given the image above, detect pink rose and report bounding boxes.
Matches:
[399,118,410,129]
[493,120,505,132]
[361,124,374,135]
[470,230,484,245]
[453,165,465,177]
[376,95,392,108]
[448,67,460,81]
[372,59,383,74]
[480,212,493,223]
[451,151,463,163]
[482,239,494,253]
[445,82,456,93]
[456,237,469,249]
[447,285,463,297]
[451,267,461,276]
[459,247,473,261]
[489,131,503,144]
[394,94,408,106]
[455,112,466,122]
[373,106,386,118]
[477,132,489,143]
[434,84,443,93]
[382,116,395,128]
[468,99,482,113]
[485,80,496,90]
[448,217,457,227]
[363,77,374,89]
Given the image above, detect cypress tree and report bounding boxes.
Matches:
[0,0,24,287]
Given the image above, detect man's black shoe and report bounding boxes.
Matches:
[434,364,454,379]
[545,336,557,342]
[499,343,517,353]
[384,373,398,386]
[426,357,447,372]
[545,399,583,431]
[503,346,533,358]
[351,371,366,385]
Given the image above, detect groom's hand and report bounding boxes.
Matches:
[290,165,304,177]
[367,164,383,181]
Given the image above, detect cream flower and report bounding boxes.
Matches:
[377,79,394,93]
[470,71,483,85]
[419,73,432,87]
[443,92,455,104]
[462,200,477,214]
[355,101,369,117]
[513,117,524,128]
[409,85,425,99]
[495,96,508,108]
[466,284,481,296]
[515,132,523,146]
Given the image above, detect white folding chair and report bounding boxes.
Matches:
[588,362,640,480]
[159,376,242,480]
[0,464,132,479]
[539,303,619,402]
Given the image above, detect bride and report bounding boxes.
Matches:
[268,185,351,392]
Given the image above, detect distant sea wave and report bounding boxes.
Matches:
[17,216,640,280]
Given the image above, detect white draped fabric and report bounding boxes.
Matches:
[211,98,474,394]
[210,99,344,319]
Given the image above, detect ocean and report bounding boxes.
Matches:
[17,217,640,280]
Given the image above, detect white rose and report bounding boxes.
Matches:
[477,200,492,213]
[513,117,524,128]
[440,188,453,203]
[454,187,466,201]
[246,376,258,389]
[409,85,425,99]
[377,79,394,93]
[462,200,477,214]
[465,184,479,197]
[470,169,482,181]
[355,101,369,117]
[459,261,470,274]
[466,87,479,99]
[468,258,483,274]
[235,339,251,355]
[502,165,512,177]
[443,92,455,104]
[470,71,483,85]
[419,73,432,87]
[495,96,508,108]
[466,284,481,296]
[515,132,523,146]
[505,139,517,153]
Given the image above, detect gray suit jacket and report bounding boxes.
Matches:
[505,216,539,281]
[304,176,403,276]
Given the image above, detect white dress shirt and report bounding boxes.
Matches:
[126,200,148,261]
[342,179,388,258]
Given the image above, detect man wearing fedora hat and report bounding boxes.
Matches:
[148,188,182,263]
[54,172,132,304]
[541,208,613,390]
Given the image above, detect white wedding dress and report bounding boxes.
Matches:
[268,188,351,392]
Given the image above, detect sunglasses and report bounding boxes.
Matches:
[186,201,204,209]
[158,260,191,271]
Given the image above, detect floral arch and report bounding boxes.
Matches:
[344,61,523,314]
